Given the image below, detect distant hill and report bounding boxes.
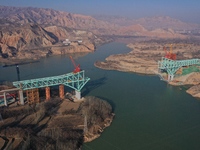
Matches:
[1,5,200,55]
[1,5,199,37]
[93,15,200,31]
[133,16,200,30]
[0,6,118,35]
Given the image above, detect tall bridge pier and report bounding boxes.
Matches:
[45,87,50,101]
[19,89,24,105]
[3,92,7,106]
[75,90,81,100]
[59,84,65,99]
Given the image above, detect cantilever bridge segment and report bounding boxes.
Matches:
[13,70,90,91]
[158,57,200,81]
[12,70,90,104]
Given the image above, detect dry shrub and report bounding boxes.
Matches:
[38,128,83,150]
[0,127,26,138]
[78,96,113,128]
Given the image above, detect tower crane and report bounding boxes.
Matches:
[69,56,81,73]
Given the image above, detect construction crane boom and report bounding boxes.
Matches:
[163,44,176,60]
[69,56,81,73]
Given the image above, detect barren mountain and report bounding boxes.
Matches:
[0,5,200,62]
[118,24,185,38]
[94,15,200,31]
[0,6,118,35]
[0,22,103,61]
[134,16,200,31]
[1,5,198,37]
[0,23,57,57]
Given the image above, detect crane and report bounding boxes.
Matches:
[69,56,81,73]
[163,44,176,60]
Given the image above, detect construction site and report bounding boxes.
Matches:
[0,54,114,149]
[0,56,90,107]
[158,44,200,83]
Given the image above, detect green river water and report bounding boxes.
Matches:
[1,42,200,150]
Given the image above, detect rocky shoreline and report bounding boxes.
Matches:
[84,113,115,142]
[0,22,113,66]
[0,87,115,149]
[0,43,94,65]
[95,42,200,99]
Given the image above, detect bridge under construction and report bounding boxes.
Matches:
[0,70,90,106]
[158,57,200,81]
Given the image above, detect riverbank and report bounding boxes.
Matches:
[0,93,114,149]
[0,43,94,65]
[95,41,200,99]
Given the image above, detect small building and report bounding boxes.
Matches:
[77,40,82,45]
[63,39,71,46]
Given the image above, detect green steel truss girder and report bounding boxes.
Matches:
[158,57,200,75]
[12,70,90,92]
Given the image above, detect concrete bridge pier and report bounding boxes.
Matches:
[19,90,24,105]
[3,92,7,106]
[59,84,65,99]
[75,90,81,100]
[46,87,50,101]
[168,74,174,81]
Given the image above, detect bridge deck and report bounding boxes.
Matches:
[158,57,200,75]
[13,70,90,91]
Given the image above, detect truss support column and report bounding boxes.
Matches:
[59,84,65,100]
[3,92,7,106]
[26,88,39,104]
[168,74,174,81]
[46,87,50,101]
[75,90,81,100]
[19,89,24,105]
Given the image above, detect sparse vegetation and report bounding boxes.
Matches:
[0,96,114,149]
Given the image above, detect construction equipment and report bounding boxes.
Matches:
[2,61,39,81]
[69,56,81,73]
[163,44,176,60]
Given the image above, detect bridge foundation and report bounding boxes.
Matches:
[75,90,81,100]
[59,84,64,99]
[46,87,50,101]
[168,74,174,81]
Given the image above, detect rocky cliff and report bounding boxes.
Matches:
[0,24,56,58]
[186,84,200,98]
[0,22,101,61]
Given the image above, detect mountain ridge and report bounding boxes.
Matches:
[93,15,200,31]
[0,5,199,61]
[1,5,198,35]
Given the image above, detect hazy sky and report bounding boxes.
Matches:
[0,0,200,23]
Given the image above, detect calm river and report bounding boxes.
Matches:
[1,42,200,150]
